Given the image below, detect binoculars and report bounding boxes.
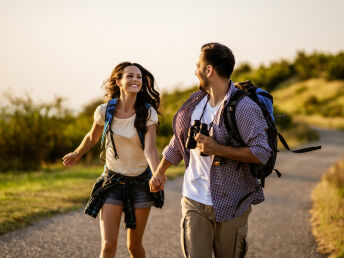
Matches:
[185,120,209,156]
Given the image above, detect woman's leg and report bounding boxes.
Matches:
[127,207,151,258]
[99,204,123,258]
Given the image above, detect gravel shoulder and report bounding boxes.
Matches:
[1,128,343,258]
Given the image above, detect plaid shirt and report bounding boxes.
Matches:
[163,81,271,222]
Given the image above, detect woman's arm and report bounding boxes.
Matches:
[62,121,103,167]
[144,124,160,175]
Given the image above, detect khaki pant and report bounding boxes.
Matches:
[180,197,251,258]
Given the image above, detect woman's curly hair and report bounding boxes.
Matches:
[102,62,160,135]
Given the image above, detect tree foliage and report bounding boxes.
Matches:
[232,50,344,91]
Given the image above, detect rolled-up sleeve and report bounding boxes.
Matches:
[235,97,271,164]
[162,135,183,166]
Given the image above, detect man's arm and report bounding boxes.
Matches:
[195,97,271,164]
[195,133,262,163]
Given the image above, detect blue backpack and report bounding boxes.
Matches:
[224,81,321,187]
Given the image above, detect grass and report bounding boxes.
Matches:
[294,115,344,131]
[310,158,344,257]
[0,162,186,235]
[0,165,101,234]
[273,78,344,131]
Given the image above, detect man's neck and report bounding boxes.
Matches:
[207,79,230,107]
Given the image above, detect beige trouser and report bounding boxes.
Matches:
[180,196,251,258]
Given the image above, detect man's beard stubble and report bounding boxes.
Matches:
[197,76,209,92]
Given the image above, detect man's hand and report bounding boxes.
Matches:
[195,133,221,156]
[149,172,166,193]
[149,157,172,192]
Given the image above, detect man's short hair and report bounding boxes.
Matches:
[201,43,235,79]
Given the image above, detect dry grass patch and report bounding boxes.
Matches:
[294,115,344,131]
[310,159,344,257]
[273,79,344,131]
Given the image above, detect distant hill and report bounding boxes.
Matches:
[273,78,344,130]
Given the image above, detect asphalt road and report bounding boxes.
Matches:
[1,128,343,258]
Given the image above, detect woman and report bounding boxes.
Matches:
[62,62,161,258]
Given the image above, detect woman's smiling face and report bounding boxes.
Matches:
[117,65,143,94]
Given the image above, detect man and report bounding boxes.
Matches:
[150,42,271,258]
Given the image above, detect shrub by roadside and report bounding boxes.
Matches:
[310,159,344,257]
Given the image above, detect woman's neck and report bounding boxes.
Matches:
[118,92,137,114]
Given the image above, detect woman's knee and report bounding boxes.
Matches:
[102,240,117,254]
[127,238,143,254]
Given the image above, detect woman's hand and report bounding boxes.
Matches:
[149,172,166,192]
[62,122,103,168]
[62,152,81,167]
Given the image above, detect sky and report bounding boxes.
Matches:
[1,0,343,112]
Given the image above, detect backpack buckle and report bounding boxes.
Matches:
[213,159,225,166]
[214,161,221,166]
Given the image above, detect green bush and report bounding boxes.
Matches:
[0,95,75,171]
[327,53,344,80]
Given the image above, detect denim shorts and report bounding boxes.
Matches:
[103,171,155,209]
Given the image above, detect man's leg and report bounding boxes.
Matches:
[180,196,215,258]
[214,206,251,258]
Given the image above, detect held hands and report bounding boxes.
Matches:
[149,172,166,193]
[195,133,220,156]
[62,152,81,167]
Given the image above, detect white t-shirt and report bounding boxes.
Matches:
[182,96,221,205]
[94,103,158,176]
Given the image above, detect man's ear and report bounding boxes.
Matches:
[206,65,213,78]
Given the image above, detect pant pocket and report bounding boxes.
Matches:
[234,223,248,258]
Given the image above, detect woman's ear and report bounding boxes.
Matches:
[116,79,122,87]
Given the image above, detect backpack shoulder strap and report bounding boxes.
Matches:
[137,103,153,149]
[99,99,120,161]
[100,98,118,148]
[224,89,250,145]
